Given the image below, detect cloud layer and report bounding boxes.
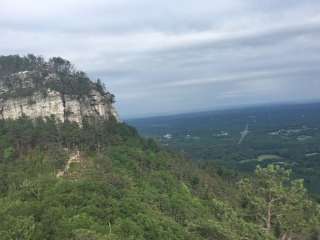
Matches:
[1,0,320,117]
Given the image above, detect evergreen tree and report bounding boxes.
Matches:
[239,164,320,239]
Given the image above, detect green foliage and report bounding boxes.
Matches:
[0,54,113,100]
[3,146,14,162]
[0,54,44,76]
[0,215,36,240]
[195,199,274,240]
[239,164,320,239]
[129,103,320,194]
[0,117,318,239]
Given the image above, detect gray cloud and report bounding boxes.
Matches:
[1,0,320,118]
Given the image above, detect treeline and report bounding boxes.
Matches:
[0,116,142,164]
[0,55,115,102]
[0,117,319,239]
[0,54,45,76]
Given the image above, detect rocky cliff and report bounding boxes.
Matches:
[0,55,119,124]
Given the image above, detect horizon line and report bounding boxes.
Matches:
[124,99,320,121]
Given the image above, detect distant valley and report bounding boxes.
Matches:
[128,102,320,194]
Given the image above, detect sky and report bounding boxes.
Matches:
[1,0,320,118]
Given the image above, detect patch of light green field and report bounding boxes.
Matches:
[240,154,282,164]
[257,154,282,161]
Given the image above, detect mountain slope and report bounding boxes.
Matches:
[0,117,273,240]
[0,55,318,240]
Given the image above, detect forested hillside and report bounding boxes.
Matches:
[0,55,319,239]
[0,117,319,240]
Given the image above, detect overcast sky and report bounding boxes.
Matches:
[1,0,320,118]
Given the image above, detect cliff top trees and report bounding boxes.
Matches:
[0,55,113,99]
[0,54,43,77]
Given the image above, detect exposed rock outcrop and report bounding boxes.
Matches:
[0,56,119,124]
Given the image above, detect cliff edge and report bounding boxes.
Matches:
[0,55,119,124]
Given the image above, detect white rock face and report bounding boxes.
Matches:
[1,90,65,121]
[0,72,119,124]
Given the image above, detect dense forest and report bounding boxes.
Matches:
[0,116,319,240]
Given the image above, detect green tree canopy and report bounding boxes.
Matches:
[239,164,320,240]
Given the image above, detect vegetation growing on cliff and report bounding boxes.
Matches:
[0,55,113,100]
[0,117,319,239]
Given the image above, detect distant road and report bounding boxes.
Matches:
[238,124,249,144]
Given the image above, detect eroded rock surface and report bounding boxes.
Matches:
[0,67,119,124]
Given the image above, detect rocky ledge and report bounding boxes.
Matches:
[0,55,119,124]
